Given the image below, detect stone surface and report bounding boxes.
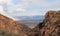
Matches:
[39,10,60,36]
[0,14,31,36]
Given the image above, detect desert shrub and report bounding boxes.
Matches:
[0,31,20,36]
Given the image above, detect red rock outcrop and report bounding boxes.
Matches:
[0,14,31,36]
[39,10,60,36]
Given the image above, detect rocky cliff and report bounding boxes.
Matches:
[0,14,31,36]
[39,10,60,36]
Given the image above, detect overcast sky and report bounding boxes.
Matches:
[0,0,60,16]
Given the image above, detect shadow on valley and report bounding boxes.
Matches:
[34,22,44,36]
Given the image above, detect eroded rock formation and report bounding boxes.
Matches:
[0,14,31,36]
[39,10,60,36]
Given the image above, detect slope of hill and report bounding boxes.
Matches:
[39,10,60,36]
[0,14,31,36]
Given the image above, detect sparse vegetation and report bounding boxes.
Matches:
[0,31,20,36]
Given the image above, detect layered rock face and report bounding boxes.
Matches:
[0,14,31,36]
[39,11,60,36]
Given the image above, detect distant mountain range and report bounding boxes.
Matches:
[14,15,44,20]
[14,15,44,28]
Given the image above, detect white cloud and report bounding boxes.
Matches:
[0,6,4,12]
[16,7,26,12]
[0,6,16,20]
[0,0,17,20]
[14,5,26,12]
[0,0,12,5]
[0,0,60,17]
[28,0,60,7]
